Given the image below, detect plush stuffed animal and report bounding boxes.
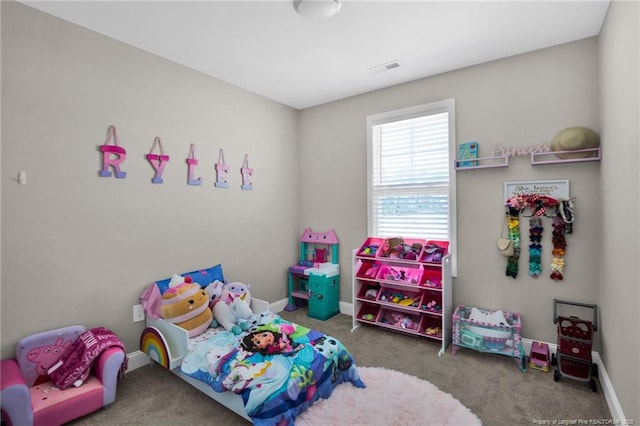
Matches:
[161,274,212,338]
[468,307,509,327]
[211,282,253,335]
[204,280,224,309]
[219,281,251,306]
[203,280,224,328]
[390,312,415,329]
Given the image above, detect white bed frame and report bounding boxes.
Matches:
[143,298,271,421]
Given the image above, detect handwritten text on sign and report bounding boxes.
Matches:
[504,180,570,201]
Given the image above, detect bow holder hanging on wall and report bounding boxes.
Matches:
[550,198,575,281]
[503,205,521,278]
[503,191,575,281]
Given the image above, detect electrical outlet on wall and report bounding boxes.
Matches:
[133,304,145,323]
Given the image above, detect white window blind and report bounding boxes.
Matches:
[367,100,455,243]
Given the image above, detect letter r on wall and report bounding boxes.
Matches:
[100,145,127,178]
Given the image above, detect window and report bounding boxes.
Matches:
[366,99,456,269]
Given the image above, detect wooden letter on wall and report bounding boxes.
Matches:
[146,137,170,184]
[186,143,202,186]
[99,125,127,179]
[240,154,253,191]
[215,148,229,188]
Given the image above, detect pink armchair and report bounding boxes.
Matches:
[1,325,126,426]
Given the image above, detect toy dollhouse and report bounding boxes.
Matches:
[285,228,340,320]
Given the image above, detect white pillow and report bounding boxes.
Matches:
[468,307,509,327]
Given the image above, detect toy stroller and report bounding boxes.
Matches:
[551,299,599,392]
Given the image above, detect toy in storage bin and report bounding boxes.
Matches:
[451,305,527,371]
[376,309,422,333]
[376,237,426,261]
[376,286,423,309]
[423,316,443,338]
[357,304,380,322]
[422,268,442,288]
[421,290,442,314]
[420,240,449,263]
[355,260,380,280]
[375,263,423,285]
[357,237,385,258]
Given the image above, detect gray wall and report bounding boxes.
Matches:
[299,38,601,346]
[296,2,639,419]
[598,0,639,421]
[1,2,300,356]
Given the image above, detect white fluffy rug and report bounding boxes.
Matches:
[297,367,482,426]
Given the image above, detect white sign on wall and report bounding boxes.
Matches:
[504,179,570,201]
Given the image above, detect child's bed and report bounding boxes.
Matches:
[139,267,365,425]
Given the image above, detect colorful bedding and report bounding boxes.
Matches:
[181,311,365,425]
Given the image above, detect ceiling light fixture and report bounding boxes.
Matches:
[293,0,342,20]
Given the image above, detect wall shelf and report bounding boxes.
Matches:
[455,147,601,170]
[455,155,509,170]
[530,147,601,165]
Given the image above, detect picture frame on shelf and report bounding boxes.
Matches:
[457,141,479,167]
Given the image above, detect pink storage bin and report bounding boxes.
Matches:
[376,238,427,261]
[420,240,449,263]
[357,237,385,258]
[356,283,381,301]
[422,317,443,339]
[356,304,380,322]
[355,260,380,280]
[421,267,442,289]
[375,264,423,285]
[421,290,443,314]
[376,309,421,332]
[376,287,423,309]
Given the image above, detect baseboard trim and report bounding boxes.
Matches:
[270,298,289,313]
[592,352,626,422]
[340,301,354,316]
[126,300,625,421]
[126,350,150,372]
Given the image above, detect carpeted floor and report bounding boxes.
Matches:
[70,308,611,425]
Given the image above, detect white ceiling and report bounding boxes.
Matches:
[21,0,611,110]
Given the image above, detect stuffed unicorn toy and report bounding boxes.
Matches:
[209,282,253,334]
[204,280,224,309]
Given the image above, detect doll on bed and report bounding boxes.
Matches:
[241,323,304,356]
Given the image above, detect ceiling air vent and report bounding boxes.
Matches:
[368,60,401,74]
